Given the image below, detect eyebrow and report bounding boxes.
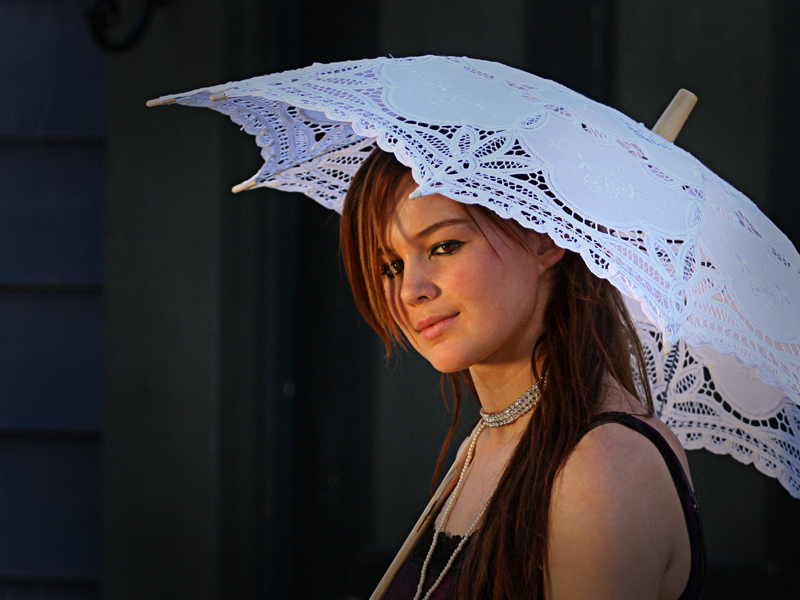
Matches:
[377,218,470,256]
[414,218,469,241]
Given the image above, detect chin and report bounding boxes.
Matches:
[417,348,476,374]
[408,335,484,373]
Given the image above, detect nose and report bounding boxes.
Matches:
[399,259,439,306]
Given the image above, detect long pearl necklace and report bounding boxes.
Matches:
[413,379,544,600]
[414,420,486,600]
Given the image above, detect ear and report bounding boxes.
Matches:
[530,232,566,273]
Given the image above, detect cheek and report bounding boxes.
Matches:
[467,257,540,322]
[454,254,513,302]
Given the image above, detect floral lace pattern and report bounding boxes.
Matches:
[631,300,800,497]
[162,56,800,497]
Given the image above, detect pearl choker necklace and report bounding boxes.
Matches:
[479,376,545,428]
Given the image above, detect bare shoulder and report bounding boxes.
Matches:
[552,420,677,499]
[599,379,693,487]
[551,420,678,515]
[546,420,690,600]
[455,430,472,456]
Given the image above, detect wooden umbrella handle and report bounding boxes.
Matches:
[651,89,698,142]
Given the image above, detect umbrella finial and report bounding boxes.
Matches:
[232,181,258,194]
[145,97,176,107]
[652,89,698,143]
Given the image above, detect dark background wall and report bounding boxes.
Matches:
[1,1,798,599]
[0,1,104,598]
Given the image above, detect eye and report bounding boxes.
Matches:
[430,240,464,256]
[381,259,404,278]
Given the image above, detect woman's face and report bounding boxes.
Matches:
[381,174,563,374]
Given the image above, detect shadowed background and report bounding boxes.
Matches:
[1,0,799,599]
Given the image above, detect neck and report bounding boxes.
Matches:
[470,363,535,411]
[469,359,543,439]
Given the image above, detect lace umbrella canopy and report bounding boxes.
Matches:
[149,55,800,498]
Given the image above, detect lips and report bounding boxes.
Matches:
[416,313,458,341]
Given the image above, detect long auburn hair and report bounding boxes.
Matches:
[340,147,653,599]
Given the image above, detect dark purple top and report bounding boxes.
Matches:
[384,520,467,600]
[384,412,705,599]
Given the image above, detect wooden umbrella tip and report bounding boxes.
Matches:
[209,92,228,101]
[232,181,258,194]
[145,97,177,107]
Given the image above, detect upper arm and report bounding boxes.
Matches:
[545,424,686,600]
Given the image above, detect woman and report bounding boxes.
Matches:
[340,148,704,600]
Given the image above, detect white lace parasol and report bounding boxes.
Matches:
[150,55,800,498]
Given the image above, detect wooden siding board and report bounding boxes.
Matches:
[0,292,101,431]
[0,143,103,284]
[0,584,98,600]
[0,438,101,578]
[0,0,105,138]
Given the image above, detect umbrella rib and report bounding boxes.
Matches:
[233,137,373,193]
